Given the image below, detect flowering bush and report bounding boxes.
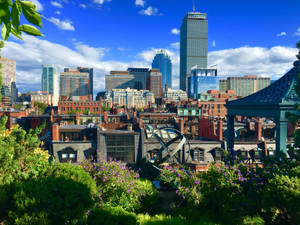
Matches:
[81,157,158,212]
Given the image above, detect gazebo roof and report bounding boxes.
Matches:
[226,65,299,107]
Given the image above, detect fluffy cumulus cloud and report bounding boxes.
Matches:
[212,40,216,47]
[171,28,180,35]
[93,0,112,5]
[30,0,43,11]
[208,46,298,79]
[277,31,286,37]
[135,0,146,7]
[51,1,63,8]
[48,17,75,31]
[55,10,61,15]
[170,42,179,49]
[79,4,87,8]
[139,6,160,16]
[294,28,300,36]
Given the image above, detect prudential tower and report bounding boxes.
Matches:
[180,2,208,91]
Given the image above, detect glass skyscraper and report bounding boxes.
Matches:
[42,65,58,96]
[180,11,208,91]
[152,50,172,89]
[188,67,219,99]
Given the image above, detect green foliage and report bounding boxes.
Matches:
[263,175,300,224]
[2,163,96,225]
[102,106,110,112]
[0,117,49,185]
[81,159,158,212]
[87,205,137,225]
[14,104,24,110]
[0,0,42,43]
[33,101,47,114]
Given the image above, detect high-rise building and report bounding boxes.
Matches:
[147,69,162,98]
[0,58,16,87]
[152,50,172,89]
[223,75,271,97]
[180,10,208,91]
[77,67,93,98]
[127,68,150,90]
[60,69,90,98]
[188,67,218,99]
[41,65,58,105]
[219,79,228,93]
[105,71,135,90]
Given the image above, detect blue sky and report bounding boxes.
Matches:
[2,0,300,94]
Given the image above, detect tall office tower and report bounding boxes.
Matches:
[147,69,162,98]
[105,71,135,90]
[78,67,93,98]
[219,79,228,93]
[180,9,208,91]
[60,69,89,98]
[127,68,150,90]
[188,66,218,100]
[152,50,172,90]
[41,65,58,105]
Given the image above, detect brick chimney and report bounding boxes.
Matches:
[75,112,80,125]
[179,118,185,134]
[255,118,262,141]
[217,118,223,141]
[52,123,59,141]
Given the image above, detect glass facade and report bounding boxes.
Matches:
[41,65,57,95]
[180,12,208,91]
[152,50,172,89]
[188,68,219,99]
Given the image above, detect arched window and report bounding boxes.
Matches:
[191,147,205,162]
[58,147,77,163]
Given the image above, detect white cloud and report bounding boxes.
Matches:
[51,1,63,8]
[277,31,286,37]
[30,0,43,11]
[79,4,87,8]
[135,0,146,7]
[139,6,161,16]
[294,28,300,36]
[55,10,61,15]
[93,0,112,5]
[48,17,75,31]
[171,28,180,35]
[170,42,179,49]
[208,46,298,79]
[212,40,216,47]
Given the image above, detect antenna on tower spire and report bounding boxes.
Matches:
[193,0,195,12]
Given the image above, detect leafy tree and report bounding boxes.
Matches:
[33,101,47,114]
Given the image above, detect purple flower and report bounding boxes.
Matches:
[177,173,181,177]
[195,180,200,185]
[213,187,216,191]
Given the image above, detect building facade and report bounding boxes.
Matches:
[163,88,188,103]
[127,68,150,90]
[30,91,57,106]
[42,65,59,105]
[188,67,219,99]
[104,88,154,109]
[78,67,93,99]
[152,50,172,89]
[105,71,135,91]
[180,12,208,91]
[224,75,271,97]
[58,99,103,114]
[60,69,90,98]
[147,69,162,98]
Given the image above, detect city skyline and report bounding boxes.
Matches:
[1,0,299,95]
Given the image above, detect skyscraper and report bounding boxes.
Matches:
[152,50,172,89]
[77,67,93,98]
[180,9,208,91]
[41,65,59,105]
[60,69,89,98]
[147,69,162,98]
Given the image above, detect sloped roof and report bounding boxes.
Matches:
[226,65,299,106]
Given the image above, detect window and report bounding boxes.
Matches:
[59,147,77,163]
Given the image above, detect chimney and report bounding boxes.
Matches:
[75,112,80,125]
[179,118,185,134]
[52,123,59,141]
[139,118,143,128]
[217,118,223,141]
[255,118,262,141]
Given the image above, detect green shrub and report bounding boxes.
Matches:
[87,205,137,225]
[81,159,158,212]
[137,214,185,225]
[263,175,300,224]
[2,163,96,225]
